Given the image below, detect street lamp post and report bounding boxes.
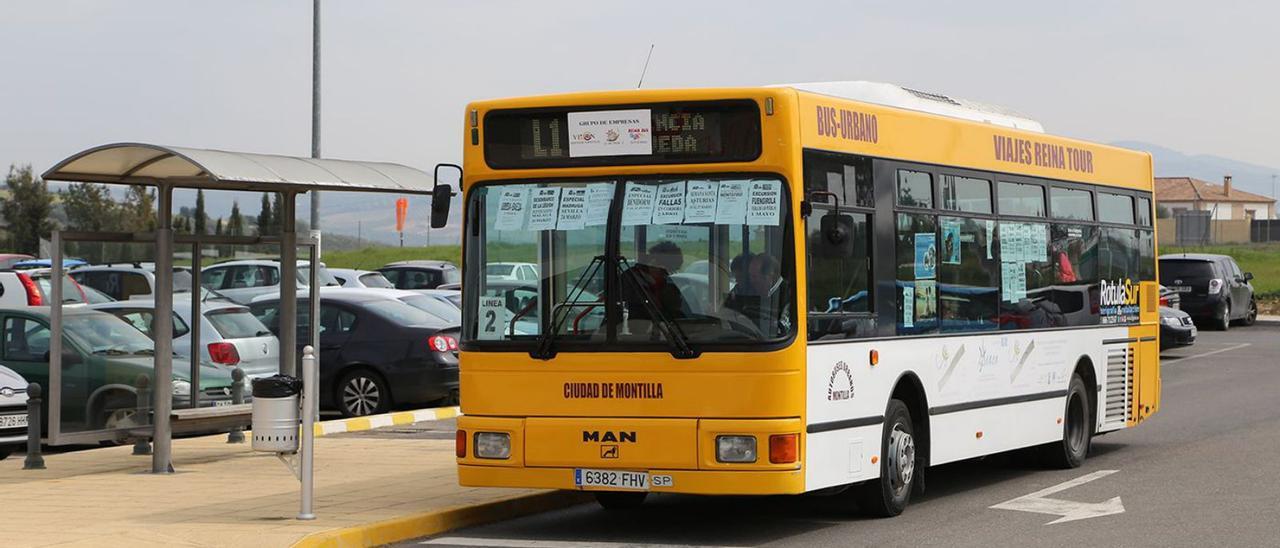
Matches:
[310,0,322,255]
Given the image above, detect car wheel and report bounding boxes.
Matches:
[338,369,391,417]
[1037,374,1092,469]
[854,399,918,517]
[1240,299,1258,326]
[1216,302,1231,331]
[594,491,647,510]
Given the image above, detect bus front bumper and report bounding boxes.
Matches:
[458,464,805,495]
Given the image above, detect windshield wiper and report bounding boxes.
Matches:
[617,257,696,359]
[532,255,606,359]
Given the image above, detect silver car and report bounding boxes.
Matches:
[251,287,461,326]
[200,259,340,305]
[0,365,29,460]
[91,300,280,380]
[328,268,395,289]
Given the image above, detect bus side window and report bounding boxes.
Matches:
[806,209,871,340]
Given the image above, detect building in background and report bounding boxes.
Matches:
[1156,176,1276,220]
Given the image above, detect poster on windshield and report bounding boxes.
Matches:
[584,182,615,226]
[621,182,657,226]
[493,187,529,231]
[745,180,782,226]
[714,181,748,225]
[477,296,508,340]
[652,181,686,224]
[567,109,652,158]
[683,181,718,223]
[526,187,561,231]
[557,187,588,231]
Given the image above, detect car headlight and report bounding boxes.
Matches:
[171,380,191,396]
[1161,316,1181,327]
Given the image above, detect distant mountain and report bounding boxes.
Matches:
[1111,141,1279,198]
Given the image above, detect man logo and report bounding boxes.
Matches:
[582,431,637,443]
[600,445,619,459]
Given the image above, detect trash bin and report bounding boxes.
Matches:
[251,375,303,453]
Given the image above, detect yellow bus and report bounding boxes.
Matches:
[454,81,1159,515]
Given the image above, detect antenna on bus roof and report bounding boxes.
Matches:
[636,44,655,89]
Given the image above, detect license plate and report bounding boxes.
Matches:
[0,413,28,429]
[213,400,234,407]
[1169,286,1191,293]
[575,468,654,490]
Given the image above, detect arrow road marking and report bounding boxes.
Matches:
[990,469,1124,525]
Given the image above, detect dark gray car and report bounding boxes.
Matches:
[1159,253,1256,330]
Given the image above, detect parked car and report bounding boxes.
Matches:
[1159,253,1256,330]
[252,287,461,326]
[378,260,460,290]
[71,264,198,301]
[0,269,88,307]
[0,254,34,269]
[10,258,88,270]
[0,364,29,460]
[328,268,394,289]
[414,288,462,310]
[1158,284,1181,310]
[248,292,459,417]
[79,284,116,304]
[200,260,340,305]
[485,262,539,282]
[1159,306,1196,350]
[91,300,280,380]
[0,307,242,432]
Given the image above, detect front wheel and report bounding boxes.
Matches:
[1038,374,1092,468]
[855,399,918,517]
[1239,299,1257,326]
[594,491,647,510]
[337,369,391,417]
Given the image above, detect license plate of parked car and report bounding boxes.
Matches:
[1169,286,1192,293]
[0,413,28,429]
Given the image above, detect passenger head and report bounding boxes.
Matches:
[730,252,754,284]
[644,240,684,274]
[748,254,781,294]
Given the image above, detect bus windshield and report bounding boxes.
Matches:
[464,176,794,350]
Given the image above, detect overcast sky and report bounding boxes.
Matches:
[2,1,1277,221]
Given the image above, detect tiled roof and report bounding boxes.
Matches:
[1154,177,1275,203]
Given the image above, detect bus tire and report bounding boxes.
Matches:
[1038,374,1091,469]
[856,399,917,517]
[593,491,647,510]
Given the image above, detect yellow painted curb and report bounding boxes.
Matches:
[313,406,461,437]
[291,490,589,548]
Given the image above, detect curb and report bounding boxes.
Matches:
[1256,315,1280,326]
[291,490,589,548]
[313,406,461,437]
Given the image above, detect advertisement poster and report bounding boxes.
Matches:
[915,280,937,319]
[652,181,686,225]
[526,187,561,231]
[914,233,937,279]
[714,181,749,225]
[621,182,657,226]
[493,187,529,231]
[556,187,588,231]
[902,285,915,328]
[684,181,718,223]
[745,180,782,226]
[584,182,615,226]
[942,219,962,265]
[1001,261,1027,302]
[567,109,652,158]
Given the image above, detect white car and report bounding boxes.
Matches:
[251,287,460,325]
[485,262,539,282]
[328,268,395,289]
[70,264,203,301]
[0,269,89,307]
[201,259,341,305]
[0,365,29,460]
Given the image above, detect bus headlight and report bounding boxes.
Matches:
[474,432,511,459]
[716,435,757,463]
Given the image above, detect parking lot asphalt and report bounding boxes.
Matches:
[403,325,1280,548]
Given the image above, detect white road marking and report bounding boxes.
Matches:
[422,537,749,548]
[1163,343,1251,364]
[990,469,1124,524]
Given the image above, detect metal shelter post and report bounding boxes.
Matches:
[279,192,298,377]
[307,238,321,418]
[190,242,202,408]
[153,184,175,473]
[48,232,63,442]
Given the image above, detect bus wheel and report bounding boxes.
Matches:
[856,399,916,517]
[594,491,647,510]
[1039,374,1091,469]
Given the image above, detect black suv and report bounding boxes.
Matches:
[377,260,460,290]
[1158,253,1256,330]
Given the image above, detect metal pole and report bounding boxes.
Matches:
[308,243,320,419]
[23,383,44,470]
[153,184,175,473]
[280,193,298,377]
[298,345,317,520]
[309,0,322,257]
[227,368,245,444]
[48,232,62,442]
[189,243,201,409]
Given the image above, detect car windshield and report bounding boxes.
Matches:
[363,299,450,327]
[463,176,794,349]
[33,274,86,304]
[358,272,393,288]
[172,270,193,292]
[399,294,462,324]
[298,265,341,287]
[207,308,272,339]
[64,312,157,355]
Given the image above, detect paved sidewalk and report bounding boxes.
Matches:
[0,410,572,547]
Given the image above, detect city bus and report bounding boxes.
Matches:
[454,81,1159,516]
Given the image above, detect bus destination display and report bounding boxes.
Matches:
[484,101,760,168]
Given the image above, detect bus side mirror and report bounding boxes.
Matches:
[431,163,461,229]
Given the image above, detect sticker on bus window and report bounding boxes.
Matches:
[1030,224,1048,262]
[902,285,915,328]
[714,181,748,225]
[683,181,718,223]
[985,220,995,260]
[942,219,962,265]
[494,187,529,231]
[1001,262,1026,302]
[526,187,562,231]
[621,182,657,226]
[914,233,937,279]
[567,109,653,158]
[557,187,588,231]
[652,181,686,225]
[584,182,615,226]
[477,296,508,340]
[746,180,782,226]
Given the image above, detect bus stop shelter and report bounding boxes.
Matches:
[41,143,451,473]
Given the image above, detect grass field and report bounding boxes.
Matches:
[1162,243,1280,297]
[322,245,461,270]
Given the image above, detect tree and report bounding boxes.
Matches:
[122,185,157,232]
[1,165,55,255]
[214,217,224,236]
[194,189,207,235]
[270,192,285,234]
[257,193,273,236]
[228,201,244,236]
